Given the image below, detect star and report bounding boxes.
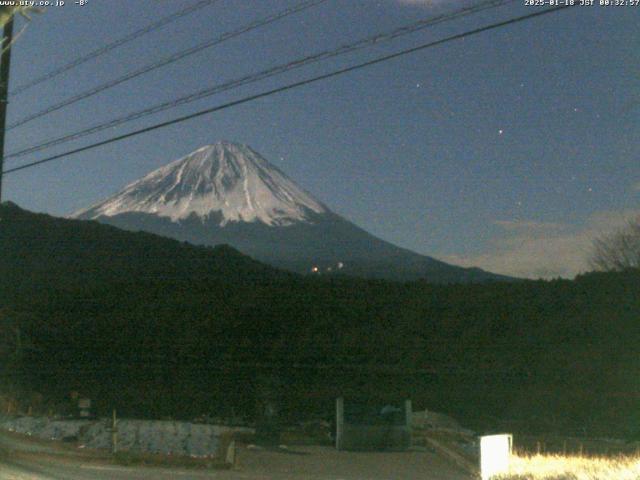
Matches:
[416,83,421,88]
[498,129,504,135]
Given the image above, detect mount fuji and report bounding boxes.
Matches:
[73,141,508,283]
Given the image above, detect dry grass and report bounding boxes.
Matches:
[497,452,640,480]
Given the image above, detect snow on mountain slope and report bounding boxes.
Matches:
[73,142,327,226]
[71,141,513,283]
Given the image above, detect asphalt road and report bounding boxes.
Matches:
[0,454,229,480]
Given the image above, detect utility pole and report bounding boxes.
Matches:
[0,15,14,203]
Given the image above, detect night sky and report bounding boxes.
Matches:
[3,0,638,279]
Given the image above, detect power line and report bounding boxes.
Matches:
[6,0,328,131]
[9,0,220,97]
[5,0,515,162]
[3,5,574,177]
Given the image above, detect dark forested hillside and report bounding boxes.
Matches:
[0,201,288,286]
[1,202,639,438]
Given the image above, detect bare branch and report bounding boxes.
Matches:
[589,216,640,271]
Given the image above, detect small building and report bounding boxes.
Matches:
[335,396,412,451]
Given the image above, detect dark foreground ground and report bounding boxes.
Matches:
[0,430,472,480]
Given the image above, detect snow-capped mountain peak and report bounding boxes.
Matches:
[72,141,327,226]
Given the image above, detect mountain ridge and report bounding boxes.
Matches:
[0,200,287,285]
[72,141,513,283]
[73,142,327,227]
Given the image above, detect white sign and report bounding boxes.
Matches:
[480,434,512,480]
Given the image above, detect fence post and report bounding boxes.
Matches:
[225,438,236,467]
[404,399,412,448]
[335,397,344,451]
[111,409,118,454]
